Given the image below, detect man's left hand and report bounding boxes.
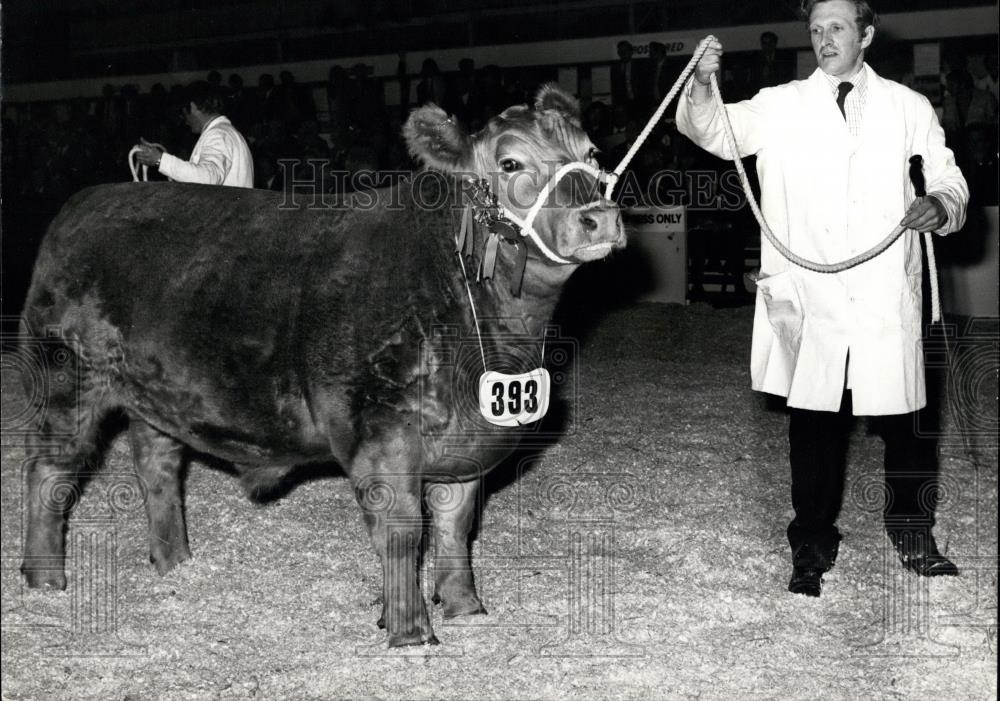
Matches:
[900,195,948,232]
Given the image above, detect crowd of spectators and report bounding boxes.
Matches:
[3,39,995,206]
[1,40,996,309]
[1,57,568,204]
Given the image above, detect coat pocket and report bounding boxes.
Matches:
[755,270,805,352]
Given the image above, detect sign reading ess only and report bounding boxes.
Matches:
[624,205,688,305]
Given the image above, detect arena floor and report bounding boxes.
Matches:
[1,302,996,700]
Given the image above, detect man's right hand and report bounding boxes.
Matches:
[694,36,724,86]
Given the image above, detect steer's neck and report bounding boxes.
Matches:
[468,227,578,339]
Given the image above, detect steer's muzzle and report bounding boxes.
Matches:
[568,203,626,262]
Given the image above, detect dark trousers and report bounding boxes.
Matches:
[787,390,941,567]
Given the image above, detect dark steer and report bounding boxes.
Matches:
[19,85,624,646]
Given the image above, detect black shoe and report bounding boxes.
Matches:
[904,550,959,577]
[889,531,959,577]
[791,537,840,571]
[788,566,824,597]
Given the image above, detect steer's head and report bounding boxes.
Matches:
[404,84,625,264]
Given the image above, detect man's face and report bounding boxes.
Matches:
[808,0,873,80]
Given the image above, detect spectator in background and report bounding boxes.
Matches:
[964,122,998,206]
[119,84,143,144]
[504,67,530,107]
[352,64,385,122]
[479,64,508,116]
[607,115,642,173]
[207,70,223,90]
[942,69,997,137]
[446,57,482,128]
[977,52,998,101]
[648,42,672,107]
[602,103,631,153]
[275,70,315,128]
[97,84,122,140]
[259,118,295,164]
[751,31,794,92]
[942,68,998,173]
[326,65,356,153]
[134,80,253,188]
[294,119,331,161]
[395,53,411,118]
[225,73,252,132]
[255,73,278,123]
[144,83,171,147]
[416,58,447,106]
[254,149,283,191]
[611,40,641,110]
[582,101,611,156]
[458,57,476,87]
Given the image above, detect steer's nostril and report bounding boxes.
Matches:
[580,214,599,232]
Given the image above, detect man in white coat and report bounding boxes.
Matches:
[135,81,253,188]
[677,0,968,596]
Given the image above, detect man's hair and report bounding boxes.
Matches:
[184,80,224,115]
[799,0,879,34]
[760,31,778,43]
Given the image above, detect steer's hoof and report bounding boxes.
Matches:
[433,589,487,619]
[388,632,439,648]
[21,565,66,591]
[443,604,487,619]
[151,546,192,576]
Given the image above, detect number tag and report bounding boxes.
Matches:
[478,368,551,427]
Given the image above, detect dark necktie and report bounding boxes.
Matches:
[836,81,854,119]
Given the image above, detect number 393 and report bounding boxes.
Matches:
[478,369,551,427]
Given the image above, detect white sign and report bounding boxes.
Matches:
[624,205,687,304]
[623,205,686,234]
[478,369,551,427]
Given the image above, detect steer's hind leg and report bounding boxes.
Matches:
[21,346,106,590]
[351,429,436,647]
[128,419,190,574]
[427,478,487,618]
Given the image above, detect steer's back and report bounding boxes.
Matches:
[24,181,457,463]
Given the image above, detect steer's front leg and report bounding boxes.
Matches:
[427,477,487,618]
[350,428,436,647]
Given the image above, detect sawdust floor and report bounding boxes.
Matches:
[2,302,996,700]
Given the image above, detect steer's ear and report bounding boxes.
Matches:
[403,104,472,173]
[534,83,581,126]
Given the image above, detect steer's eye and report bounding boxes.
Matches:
[499,158,522,173]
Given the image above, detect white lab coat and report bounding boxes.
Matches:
[677,65,968,415]
[159,116,254,188]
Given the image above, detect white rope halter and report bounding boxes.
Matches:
[491,160,616,265]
